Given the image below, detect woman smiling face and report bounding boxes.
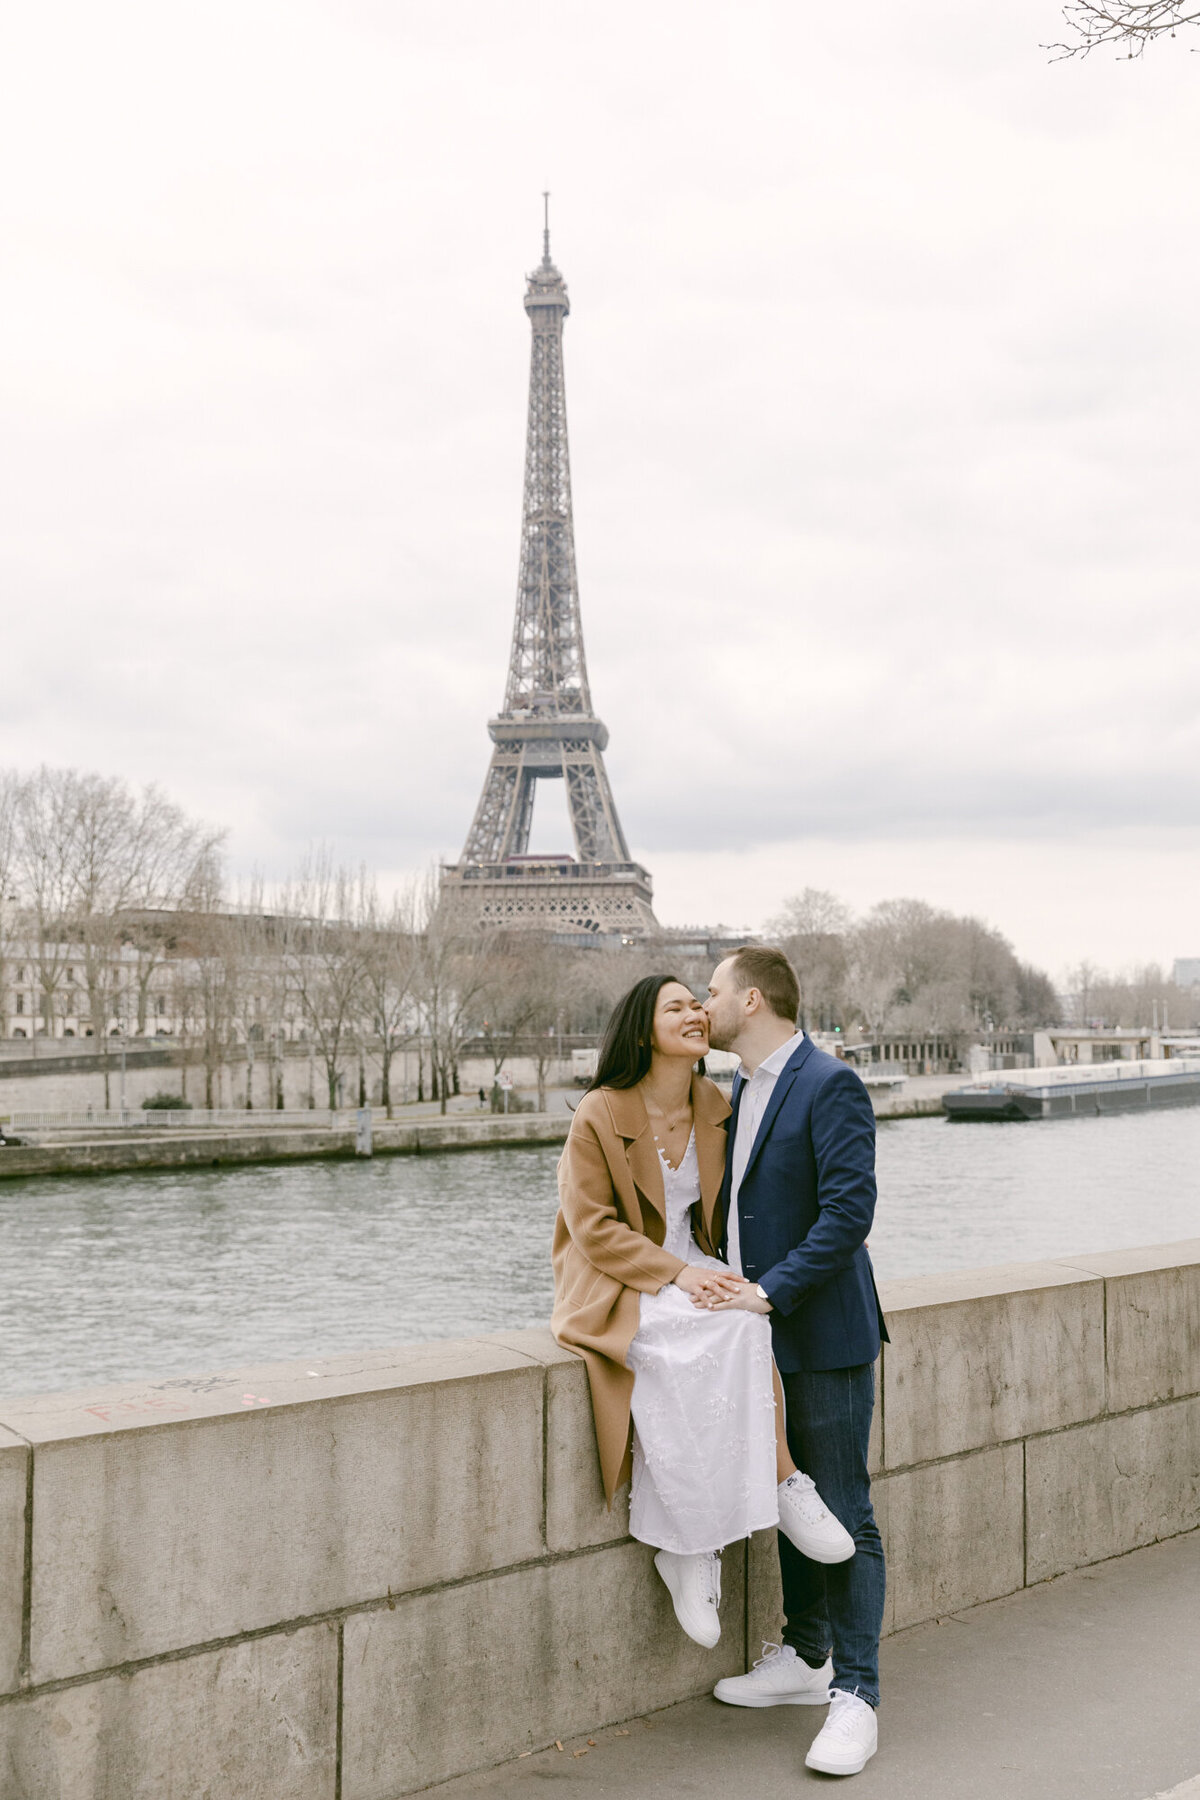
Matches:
[650,982,710,1062]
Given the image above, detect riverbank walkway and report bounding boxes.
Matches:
[0,1077,956,1181]
[431,1530,1200,1800]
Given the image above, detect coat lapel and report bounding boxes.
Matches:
[604,1085,665,1224]
[603,1076,731,1233]
[739,1036,815,1187]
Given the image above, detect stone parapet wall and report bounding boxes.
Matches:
[0,1239,1196,1797]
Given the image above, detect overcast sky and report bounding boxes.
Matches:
[2,1,1198,978]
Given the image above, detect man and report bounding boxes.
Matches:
[702,946,887,1779]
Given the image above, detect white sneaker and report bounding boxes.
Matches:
[777,1473,856,1564]
[713,1642,832,1707]
[653,1549,722,1648]
[804,1690,878,1775]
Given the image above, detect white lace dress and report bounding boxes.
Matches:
[625,1132,781,1555]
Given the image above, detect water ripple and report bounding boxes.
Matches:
[1,1110,1197,1397]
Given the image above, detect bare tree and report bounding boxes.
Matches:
[413,871,490,1115]
[766,888,852,1029]
[12,768,78,1041]
[358,879,419,1117]
[277,853,367,1109]
[476,934,579,1110]
[1047,0,1200,58]
[171,859,242,1109]
[0,772,18,1035]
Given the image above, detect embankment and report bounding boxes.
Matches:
[0,1238,1196,1796]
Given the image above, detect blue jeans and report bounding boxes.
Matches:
[778,1364,885,1708]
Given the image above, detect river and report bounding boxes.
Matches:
[1,1107,1198,1398]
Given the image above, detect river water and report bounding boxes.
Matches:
[2,1109,1198,1398]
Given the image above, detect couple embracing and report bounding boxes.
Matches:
[552,946,888,1780]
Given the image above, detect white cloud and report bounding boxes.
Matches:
[0,0,1197,969]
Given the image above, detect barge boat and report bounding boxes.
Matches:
[943,1057,1200,1121]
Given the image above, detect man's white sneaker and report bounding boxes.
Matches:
[777,1473,856,1564]
[713,1642,832,1708]
[804,1690,878,1775]
[653,1549,722,1648]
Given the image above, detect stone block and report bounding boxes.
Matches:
[881,1441,1024,1631]
[0,1425,27,1696]
[0,1623,337,1800]
[746,1526,784,1648]
[1,1339,544,1683]
[483,1328,631,1553]
[1054,1240,1200,1413]
[879,1262,1103,1467]
[341,1538,747,1797]
[1026,1397,1200,1583]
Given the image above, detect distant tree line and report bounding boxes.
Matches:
[1062,959,1200,1033]
[763,889,1060,1039]
[9,766,1192,1116]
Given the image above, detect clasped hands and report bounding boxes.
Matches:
[672,1265,772,1313]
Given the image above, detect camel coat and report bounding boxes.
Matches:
[551,1075,732,1504]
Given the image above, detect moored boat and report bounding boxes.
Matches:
[943,1057,1200,1121]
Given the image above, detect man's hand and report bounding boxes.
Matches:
[673,1266,747,1308]
[710,1281,773,1314]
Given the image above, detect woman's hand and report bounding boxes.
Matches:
[709,1282,773,1314]
[673,1266,746,1308]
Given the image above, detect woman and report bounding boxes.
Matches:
[552,974,853,1649]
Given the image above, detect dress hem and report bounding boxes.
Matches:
[630,1508,781,1558]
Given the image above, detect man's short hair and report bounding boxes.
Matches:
[728,945,800,1026]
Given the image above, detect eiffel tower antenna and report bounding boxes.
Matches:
[442,211,657,937]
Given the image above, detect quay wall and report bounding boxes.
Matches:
[2,1239,1196,1797]
[0,1113,574,1181]
[0,1085,951,1183]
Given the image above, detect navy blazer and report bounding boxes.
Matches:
[721,1035,888,1373]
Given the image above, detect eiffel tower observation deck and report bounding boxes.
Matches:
[442,206,658,938]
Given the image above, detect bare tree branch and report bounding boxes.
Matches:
[1046,0,1200,60]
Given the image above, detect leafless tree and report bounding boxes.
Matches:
[1047,0,1200,58]
[413,871,491,1115]
[11,768,78,1041]
[277,853,368,1109]
[476,934,581,1110]
[1062,960,1196,1031]
[0,773,18,1033]
[171,860,242,1109]
[766,888,853,1030]
[358,879,420,1117]
[4,766,223,1079]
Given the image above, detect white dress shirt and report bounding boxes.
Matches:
[725,1030,805,1278]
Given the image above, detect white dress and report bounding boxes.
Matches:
[625,1132,781,1556]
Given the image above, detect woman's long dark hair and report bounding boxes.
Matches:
[588,973,704,1091]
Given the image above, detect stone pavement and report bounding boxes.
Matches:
[430,1531,1200,1800]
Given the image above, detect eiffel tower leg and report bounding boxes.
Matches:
[562,745,631,864]
[507,768,537,857]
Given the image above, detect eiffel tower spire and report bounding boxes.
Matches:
[444,211,656,937]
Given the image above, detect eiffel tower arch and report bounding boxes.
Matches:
[442,208,658,939]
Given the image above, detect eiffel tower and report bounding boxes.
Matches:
[442,205,657,938]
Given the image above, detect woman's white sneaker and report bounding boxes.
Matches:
[804,1690,878,1775]
[713,1642,832,1707]
[777,1473,856,1564]
[653,1549,722,1648]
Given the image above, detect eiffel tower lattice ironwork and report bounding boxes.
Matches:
[443,204,657,937]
